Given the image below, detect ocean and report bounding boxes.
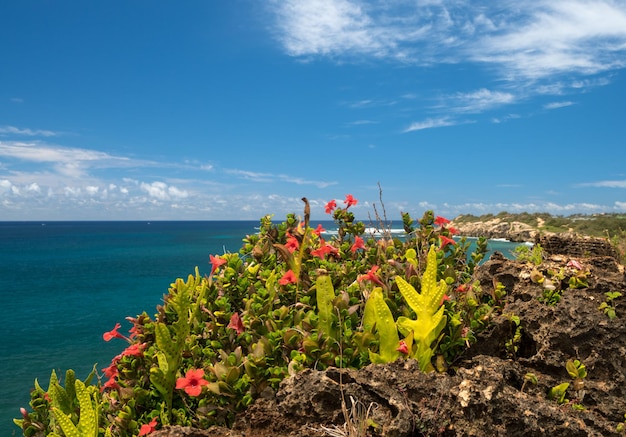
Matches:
[0,221,523,436]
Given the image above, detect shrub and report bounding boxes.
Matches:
[16,195,503,436]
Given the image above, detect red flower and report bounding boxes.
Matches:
[313,223,326,236]
[121,343,146,357]
[138,418,158,436]
[279,270,297,285]
[439,235,456,248]
[440,294,450,306]
[357,265,384,287]
[344,194,358,208]
[434,216,450,226]
[227,312,245,335]
[397,340,409,355]
[456,283,471,293]
[285,234,299,253]
[103,323,127,342]
[448,226,459,235]
[176,368,209,397]
[324,200,337,214]
[350,236,365,253]
[311,240,337,259]
[101,377,120,392]
[102,361,119,379]
[209,254,227,275]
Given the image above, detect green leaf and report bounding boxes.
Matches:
[364,288,399,363]
[394,245,448,372]
[75,380,98,437]
[51,408,80,437]
[316,275,336,339]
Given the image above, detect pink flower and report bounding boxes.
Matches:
[138,418,158,436]
[209,255,227,275]
[357,265,384,287]
[434,216,450,226]
[344,194,358,208]
[279,270,297,285]
[176,368,209,397]
[397,341,409,355]
[351,236,365,253]
[325,200,337,214]
[567,259,583,270]
[103,323,127,342]
[439,235,456,248]
[227,313,245,335]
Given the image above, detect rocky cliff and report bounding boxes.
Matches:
[449,218,538,242]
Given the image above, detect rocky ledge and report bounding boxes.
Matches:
[449,218,538,242]
[153,233,626,437]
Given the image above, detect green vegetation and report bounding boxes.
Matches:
[16,195,509,436]
[17,200,624,436]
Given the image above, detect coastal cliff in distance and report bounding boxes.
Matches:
[451,211,626,242]
[449,216,539,242]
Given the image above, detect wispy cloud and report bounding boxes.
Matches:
[225,168,337,188]
[403,117,457,132]
[272,1,626,77]
[451,88,516,113]
[543,101,575,110]
[578,180,626,188]
[270,0,626,122]
[0,126,59,137]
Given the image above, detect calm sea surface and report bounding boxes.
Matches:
[0,221,522,435]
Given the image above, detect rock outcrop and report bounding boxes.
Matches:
[450,218,538,242]
[153,234,626,437]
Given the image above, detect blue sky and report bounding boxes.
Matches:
[1,1,626,221]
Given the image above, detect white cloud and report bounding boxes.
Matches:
[225,168,337,188]
[270,0,626,100]
[474,1,626,79]
[0,126,58,137]
[271,0,396,59]
[0,141,130,166]
[452,88,516,112]
[140,181,189,200]
[543,101,575,110]
[403,117,456,132]
[579,180,626,188]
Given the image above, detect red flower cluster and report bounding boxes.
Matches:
[325,194,358,214]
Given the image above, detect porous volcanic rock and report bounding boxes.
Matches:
[152,234,626,437]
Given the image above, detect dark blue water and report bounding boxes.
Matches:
[0,221,523,435]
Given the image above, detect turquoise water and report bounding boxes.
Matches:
[0,221,522,435]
